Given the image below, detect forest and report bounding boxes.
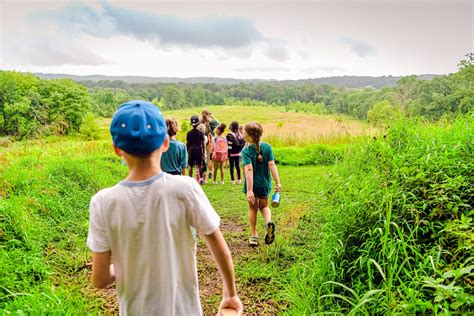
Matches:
[0,55,472,139]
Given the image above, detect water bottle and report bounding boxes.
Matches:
[271,191,281,207]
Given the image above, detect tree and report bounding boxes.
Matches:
[367,100,403,126]
[0,71,40,136]
[162,85,185,109]
[40,79,92,133]
[457,52,473,70]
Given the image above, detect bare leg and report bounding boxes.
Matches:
[219,163,224,182]
[258,198,271,223]
[197,163,202,181]
[248,198,259,237]
[213,160,218,182]
[188,166,194,177]
[259,197,275,245]
[208,153,213,176]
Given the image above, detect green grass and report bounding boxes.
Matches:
[97,105,371,147]
[0,142,126,312]
[1,106,472,313]
[262,114,474,314]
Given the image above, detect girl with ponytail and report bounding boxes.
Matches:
[241,122,281,247]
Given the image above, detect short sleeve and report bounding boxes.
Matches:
[265,143,275,161]
[185,181,220,235]
[242,147,252,166]
[86,197,110,253]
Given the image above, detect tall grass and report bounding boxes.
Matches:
[160,105,371,147]
[270,113,473,313]
[1,108,471,313]
[0,141,125,312]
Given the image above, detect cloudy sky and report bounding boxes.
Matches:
[0,0,472,79]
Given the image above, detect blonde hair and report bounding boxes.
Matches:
[199,113,211,135]
[244,122,263,162]
[201,108,211,117]
[197,123,206,134]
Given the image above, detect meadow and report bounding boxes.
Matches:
[0,106,472,314]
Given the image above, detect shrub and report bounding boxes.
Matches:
[273,144,345,166]
[80,113,100,140]
[275,114,473,313]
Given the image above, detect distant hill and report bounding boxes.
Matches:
[280,74,437,89]
[33,73,272,85]
[33,73,437,88]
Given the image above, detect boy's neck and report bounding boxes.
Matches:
[125,155,162,181]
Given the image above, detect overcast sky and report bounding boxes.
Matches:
[0,0,472,79]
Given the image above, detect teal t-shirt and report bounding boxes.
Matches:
[241,142,275,197]
[161,140,187,174]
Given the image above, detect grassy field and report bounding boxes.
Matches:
[1,106,472,314]
[125,105,371,146]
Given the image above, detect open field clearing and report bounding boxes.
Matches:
[165,106,371,146]
[86,105,371,147]
[1,107,472,314]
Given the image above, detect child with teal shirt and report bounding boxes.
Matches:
[161,118,187,175]
[241,122,282,246]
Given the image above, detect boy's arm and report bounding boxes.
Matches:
[268,160,281,192]
[92,251,115,288]
[204,228,243,314]
[244,164,255,204]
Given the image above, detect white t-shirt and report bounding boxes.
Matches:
[87,172,220,315]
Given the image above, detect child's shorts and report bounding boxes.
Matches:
[212,152,228,162]
[242,185,271,199]
[188,152,203,167]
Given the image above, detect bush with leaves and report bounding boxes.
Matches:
[80,113,100,140]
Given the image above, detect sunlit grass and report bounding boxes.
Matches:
[2,107,470,313]
[148,105,370,147]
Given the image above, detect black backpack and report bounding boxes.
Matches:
[227,133,245,154]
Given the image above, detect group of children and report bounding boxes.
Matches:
[87,101,282,315]
[183,109,246,185]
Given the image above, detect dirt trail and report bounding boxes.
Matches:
[198,221,279,315]
[92,220,279,315]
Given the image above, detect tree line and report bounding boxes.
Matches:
[0,54,472,138]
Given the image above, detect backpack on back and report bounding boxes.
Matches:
[214,136,228,153]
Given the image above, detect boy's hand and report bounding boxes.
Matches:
[246,190,255,204]
[218,295,243,315]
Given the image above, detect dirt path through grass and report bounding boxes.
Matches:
[91,166,325,314]
[91,220,279,315]
[198,221,280,315]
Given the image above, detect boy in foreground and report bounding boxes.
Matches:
[86,100,243,315]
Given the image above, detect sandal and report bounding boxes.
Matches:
[265,222,275,245]
[249,236,259,247]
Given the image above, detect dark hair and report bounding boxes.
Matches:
[215,123,226,136]
[166,118,178,137]
[244,122,263,162]
[230,121,239,133]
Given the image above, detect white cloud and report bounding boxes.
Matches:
[340,37,376,58]
[26,0,290,63]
